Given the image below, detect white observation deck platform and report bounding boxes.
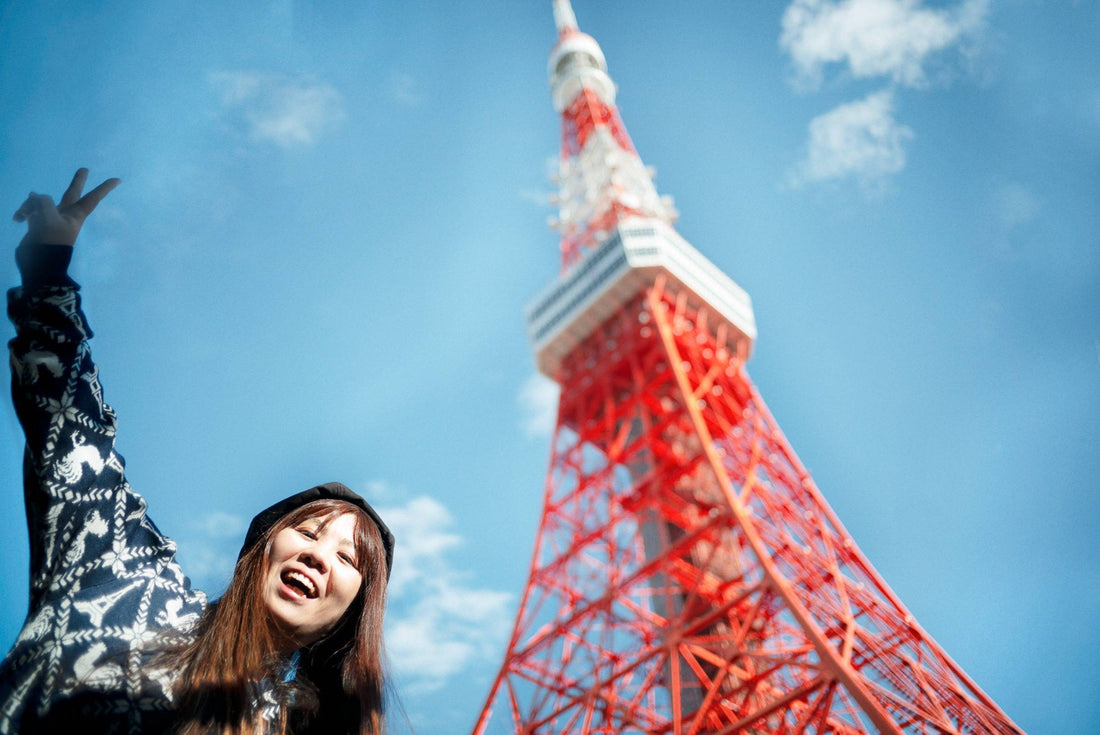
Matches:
[525,217,757,381]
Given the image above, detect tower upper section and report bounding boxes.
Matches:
[548,0,678,268]
[528,1,756,380]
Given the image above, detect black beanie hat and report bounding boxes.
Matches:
[239,481,395,580]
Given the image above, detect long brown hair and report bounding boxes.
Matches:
[170,499,389,735]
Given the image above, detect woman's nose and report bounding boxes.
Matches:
[299,547,329,573]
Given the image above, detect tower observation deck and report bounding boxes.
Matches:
[526,220,756,380]
[475,3,1023,733]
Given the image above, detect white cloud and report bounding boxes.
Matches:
[779,0,988,189]
[210,70,346,148]
[379,496,512,693]
[386,582,512,692]
[791,89,913,187]
[378,496,463,596]
[780,0,988,88]
[518,372,560,439]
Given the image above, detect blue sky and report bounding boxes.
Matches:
[1,1,1097,733]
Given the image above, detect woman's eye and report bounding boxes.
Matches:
[296,528,317,540]
[339,553,356,565]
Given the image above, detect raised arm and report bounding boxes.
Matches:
[7,170,136,605]
[1,170,207,734]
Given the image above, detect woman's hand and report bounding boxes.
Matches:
[12,168,120,247]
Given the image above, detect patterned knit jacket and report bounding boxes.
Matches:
[0,244,209,734]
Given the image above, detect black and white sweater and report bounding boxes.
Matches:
[0,244,207,734]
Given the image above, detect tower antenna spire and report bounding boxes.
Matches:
[552,0,579,36]
[546,0,677,267]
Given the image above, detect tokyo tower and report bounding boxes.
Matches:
[473,2,1023,734]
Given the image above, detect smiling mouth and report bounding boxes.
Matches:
[282,570,318,599]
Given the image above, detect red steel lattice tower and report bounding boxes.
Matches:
[473,3,1023,733]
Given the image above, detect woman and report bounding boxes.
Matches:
[0,170,395,735]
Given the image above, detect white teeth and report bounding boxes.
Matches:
[285,571,317,597]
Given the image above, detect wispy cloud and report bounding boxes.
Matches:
[388,71,425,108]
[518,188,553,207]
[791,89,913,188]
[357,478,403,504]
[992,183,1040,233]
[519,155,562,210]
[210,70,346,148]
[173,510,249,594]
[380,496,512,693]
[990,182,1041,252]
[780,0,988,88]
[518,372,560,439]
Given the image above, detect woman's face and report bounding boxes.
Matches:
[262,512,364,647]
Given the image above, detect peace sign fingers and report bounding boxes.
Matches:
[69,176,121,221]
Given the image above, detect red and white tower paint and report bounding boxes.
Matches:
[473,3,1022,733]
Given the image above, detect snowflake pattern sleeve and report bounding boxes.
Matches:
[0,245,207,734]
